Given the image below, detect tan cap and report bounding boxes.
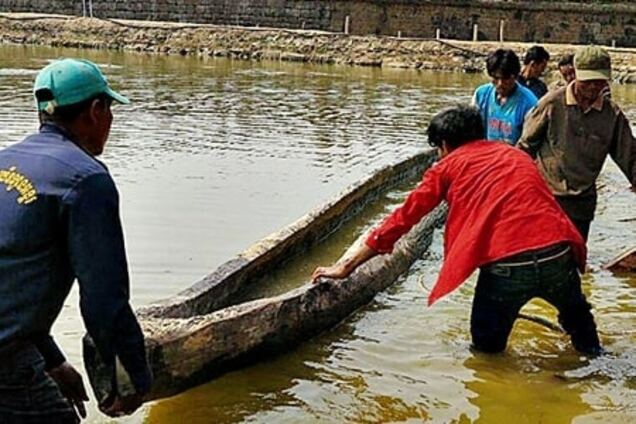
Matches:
[574,46,611,81]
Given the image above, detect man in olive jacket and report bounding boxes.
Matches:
[518,46,636,241]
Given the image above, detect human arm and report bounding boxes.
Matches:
[48,362,89,419]
[312,243,377,282]
[517,98,550,158]
[32,335,88,419]
[34,334,66,370]
[312,163,447,280]
[366,163,447,253]
[534,80,548,99]
[609,111,636,191]
[472,85,492,139]
[471,89,478,107]
[65,173,151,416]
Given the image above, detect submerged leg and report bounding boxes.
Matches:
[470,269,528,353]
[541,265,601,355]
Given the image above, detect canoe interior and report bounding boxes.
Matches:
[232,177,419,304]
[139,150,438,320]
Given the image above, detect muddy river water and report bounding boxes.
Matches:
[0,44,635,423]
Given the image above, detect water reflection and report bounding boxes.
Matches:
[463,354,592,424]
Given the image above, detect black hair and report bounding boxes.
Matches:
[36,90,111,124]
[486,49,521,78]
[523,46,550,65]
[557,53,574,68]
[427,105,485,150]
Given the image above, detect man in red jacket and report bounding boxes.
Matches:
[312,105,601,355]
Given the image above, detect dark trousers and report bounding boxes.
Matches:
[555,195,594,242]
[568,217,591,243]
[0,344,77,424]
[470,244,601,355]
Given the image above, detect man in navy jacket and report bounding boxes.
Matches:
[0,59,151,422]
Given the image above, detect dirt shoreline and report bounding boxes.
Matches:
[0,13,635,83]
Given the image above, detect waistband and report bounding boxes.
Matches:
[488,243,570,268]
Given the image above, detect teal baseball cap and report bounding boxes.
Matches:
[34,58,129,113]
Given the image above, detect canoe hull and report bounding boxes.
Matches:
[84,151,444,401]
[603,247,636,273]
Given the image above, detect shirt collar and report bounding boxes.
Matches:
[493,82,519,104]
[39,123,106,168]
[565,81,604,112]
[40,123,75,140]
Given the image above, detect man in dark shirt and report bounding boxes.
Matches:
[0,59,151,422]
[518,45,550,99]
[557,54,576,86]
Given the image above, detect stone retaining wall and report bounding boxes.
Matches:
[1,15,635,84]
[0,1,635,47]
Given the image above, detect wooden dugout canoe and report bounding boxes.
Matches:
[83,149,446,402]
[603,246,636,273]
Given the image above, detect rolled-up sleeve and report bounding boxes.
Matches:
[64,173,152,395]
[366,163,447,253]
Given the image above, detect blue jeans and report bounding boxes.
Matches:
[471,244,601,355]
[0,343,77,424]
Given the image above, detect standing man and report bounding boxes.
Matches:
[550,53,576,90]
[518,46,636,242]
[550,53,610,98]
[473,49,538,145]
[518,45,550,99]
[313,105,601,356]
[0,59,152,422]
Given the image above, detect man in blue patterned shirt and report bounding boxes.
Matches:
[473,49,538,145]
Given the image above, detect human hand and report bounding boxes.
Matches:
[311,263,351,283]
[47,362,88,420]
[99,393,144,418]
[312,243,378,284]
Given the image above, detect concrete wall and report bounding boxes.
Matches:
[1,1,635,47]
